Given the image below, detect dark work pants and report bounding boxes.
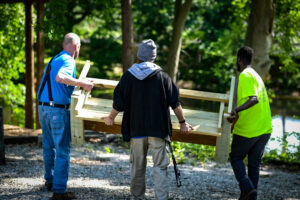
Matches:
[230,133,271,198]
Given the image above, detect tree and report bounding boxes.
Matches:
[36,0,45,129]
[166,0,193,81]
[0,3,26,126]
[245,0,274,80]
[268,0,300,94]
[121,0,134,71]
[44,0,115,54]
[25,0,34,129]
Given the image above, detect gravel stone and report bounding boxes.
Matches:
[0,143,299,200]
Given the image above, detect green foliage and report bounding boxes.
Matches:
[172,142,216,164]
[39,0,300,95]
[272,0,300,56]
[104,146,111,154]
[0,4,26,125]
[43,0,69,54]
[132,0,249,92]
[264,132,300,164]
[132,0,174,65]
[269,0,300,94]
[179,0,250,92]
[89,38,122,80]
[44,0,118,55]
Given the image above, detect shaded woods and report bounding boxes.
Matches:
[0,0,299,164]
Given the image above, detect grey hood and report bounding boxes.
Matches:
[128,62,161,80]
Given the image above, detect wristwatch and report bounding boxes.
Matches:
[179,119,186,124]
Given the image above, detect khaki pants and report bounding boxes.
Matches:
[130,137,170,200]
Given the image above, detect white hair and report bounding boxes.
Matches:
[63,33,80,45]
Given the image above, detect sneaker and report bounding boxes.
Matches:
[239,188,257,200]
[50,192,76,200]
[45,182,52,191]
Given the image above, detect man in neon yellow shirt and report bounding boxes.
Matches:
[227,46,272,200]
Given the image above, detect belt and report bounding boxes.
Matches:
[39,101,70,109]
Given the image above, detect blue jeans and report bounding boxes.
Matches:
[230,133,270,198]
[38,105,71,194]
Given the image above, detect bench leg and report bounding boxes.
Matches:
[71,97,84,145]
[215,115,231,163]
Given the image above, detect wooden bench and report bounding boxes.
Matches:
[70,61,235,163]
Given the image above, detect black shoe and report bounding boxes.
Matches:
[239,188,257,200]
[50,192,76,200]
[45,182,52,191]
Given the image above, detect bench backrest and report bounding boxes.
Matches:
[71,61,235,163]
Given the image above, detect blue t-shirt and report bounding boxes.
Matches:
[37,50,76,105]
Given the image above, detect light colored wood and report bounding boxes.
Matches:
[79,61,91,80]
[215,77,235,163]
[71,60,91,144]
[85,98,220,121]
[73,61,91,94]
[74,92,87,115]
[74,61,91,115]
[171,130,217,146]
[70,96,84,144]
[85,78,118,89]
[76,106,221,137]
[83,121,218,146]
[80,97,220,135]
[83,78,230,103]
[83,97,220,125]
[218,102,225,132]
[180,88,229,103]
[215,111,231,163]
[227,76,235,113]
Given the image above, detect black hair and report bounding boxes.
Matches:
[237,46,254,66]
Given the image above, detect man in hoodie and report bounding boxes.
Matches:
[102,39,193,200]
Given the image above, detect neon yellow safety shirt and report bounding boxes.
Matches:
[232,67,272,138]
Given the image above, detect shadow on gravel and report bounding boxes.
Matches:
[1,143,300,200]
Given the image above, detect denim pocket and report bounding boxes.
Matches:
[50,112,65,136]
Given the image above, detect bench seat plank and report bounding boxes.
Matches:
[83,120,217,146]
[85,98,220,121]
[76,98,221,137]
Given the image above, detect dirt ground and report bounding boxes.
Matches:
[0,138,299,200]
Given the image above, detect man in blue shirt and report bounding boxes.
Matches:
[37,33,93,200]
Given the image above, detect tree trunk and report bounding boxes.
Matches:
[166,0,192,81]
[245,0,274,80]
[36,0,45,129]
[121,0,134,72]
[0,107,5,165]
[25,0,34,128]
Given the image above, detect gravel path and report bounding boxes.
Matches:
[0,139,299,200]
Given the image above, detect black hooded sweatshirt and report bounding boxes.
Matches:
[113,69,180,142]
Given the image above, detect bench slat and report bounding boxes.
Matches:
[87,78,118,89]
[79,107,219,129]
[86,78,229,103]
[85,98,220,121]
[83,98,219,126]
[83,121,217,146]
[180,89,229,103]
[76,108,221,137]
